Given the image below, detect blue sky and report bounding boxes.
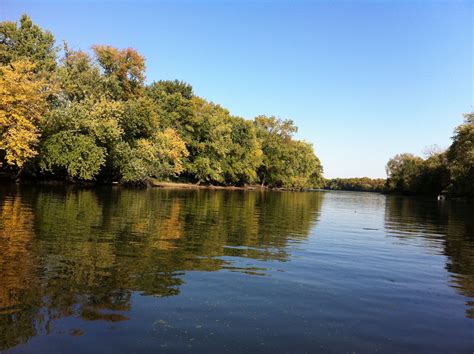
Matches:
[2,0,472,178]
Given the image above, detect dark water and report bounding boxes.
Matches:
[0,185,473,353]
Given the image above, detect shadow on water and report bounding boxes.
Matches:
[384,195,474,318]
[0,184,323,350]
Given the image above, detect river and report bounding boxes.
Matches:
[0,185,472,353]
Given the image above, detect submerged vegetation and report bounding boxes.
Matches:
[0,15,323,188]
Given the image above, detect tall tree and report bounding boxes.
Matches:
[56,46,104,102]
[284,140,323,189]
[254,116,322,188]
[92,45,145,100]
[0,15,327,187]
[448,113,474,197]
[223,117,262,185]
[119,97,160,142]
[146,80,194,130]
[0,14,58,72]
[114,128,188,183]
[385,153,425,194]
[254,116,297,186]
[0,60,53,171]
[39,98,124,180]
[184,96,232,184]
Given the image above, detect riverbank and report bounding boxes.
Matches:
[149,180,266,190]
[0,176,317,192]
[3,177,469,198]
[0,176,269,191]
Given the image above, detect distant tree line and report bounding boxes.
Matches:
[0,15,323,188]
[323,177,387,192]
[385,113,473,198]
[323,113,473,198]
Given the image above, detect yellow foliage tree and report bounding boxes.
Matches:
[0,60,51,169]
[155,128,189,175]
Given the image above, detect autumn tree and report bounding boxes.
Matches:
[92,45,145,100]
[56,46,104,102]
[1,15,327,187]
[0,60,53,172]
[113,128,188,183]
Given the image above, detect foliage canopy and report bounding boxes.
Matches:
[0,15,324,188]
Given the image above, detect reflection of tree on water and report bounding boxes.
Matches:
[0,185,323,350]
[384,196,474,318]
[0,185,41,350]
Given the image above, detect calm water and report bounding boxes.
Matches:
[0,185,473,353]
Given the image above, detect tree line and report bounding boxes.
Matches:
[323,177,387,193]
[323,113,473,197]
[0,15,323,188]
[385,113,473,198]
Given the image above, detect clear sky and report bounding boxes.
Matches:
[2,0,472,178]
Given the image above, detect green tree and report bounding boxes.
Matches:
[285,140,323,189]
[183,97,232,184]
[223,117,262,185]
[113,128,188,183]
[422,151,450,195]
[386,153,425,194]
[146,80,194,130]
[254,116,296,186]
[448,113,474,197]
[253,116,323,188]
[120,97,160,142]
[0,14,58,72]
[39,132,106,180]
[324,177,386,192]
[39,98,124,180]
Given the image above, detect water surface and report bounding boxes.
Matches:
[0,185,473,353]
